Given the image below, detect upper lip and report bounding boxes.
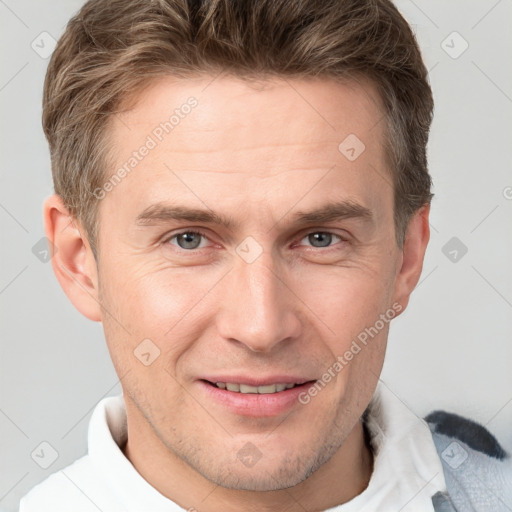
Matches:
[200,375,317,386]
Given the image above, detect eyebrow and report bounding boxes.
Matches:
[134,200,373,229]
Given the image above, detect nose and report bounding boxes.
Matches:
[216,250,302,353]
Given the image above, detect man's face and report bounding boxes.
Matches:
[95,75,404,491]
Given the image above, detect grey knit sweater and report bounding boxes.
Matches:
[426,410,511,511]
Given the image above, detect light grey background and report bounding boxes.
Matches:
[1,1,511,511]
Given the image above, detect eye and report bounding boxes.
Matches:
[299,232,343,249]
[165,230,210,250]
[162,229,346,253]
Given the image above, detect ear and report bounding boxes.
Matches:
[43,194,102,322]
[392,204,431,314]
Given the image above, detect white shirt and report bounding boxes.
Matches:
[19,382,447,512]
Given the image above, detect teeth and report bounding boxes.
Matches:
[214,382,299,394]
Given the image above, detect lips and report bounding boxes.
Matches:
[198,379,318,416]
[200,375,314,387]
[205,381,301,394]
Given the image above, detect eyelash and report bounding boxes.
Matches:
[162,229,346,253]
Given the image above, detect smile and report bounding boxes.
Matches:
[209,382,300,394]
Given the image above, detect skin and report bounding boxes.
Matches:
[44,75,430,511]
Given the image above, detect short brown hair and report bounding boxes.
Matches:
[43,0,433,257]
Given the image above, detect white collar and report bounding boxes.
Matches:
[328,381,448,511]
[88,381,447,511]
[88,393,178,511]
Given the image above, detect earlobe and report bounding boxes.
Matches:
[392,205,431,313]
[43,194,102,322]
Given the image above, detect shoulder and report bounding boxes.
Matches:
[425,410,508,459]
[425,410,512,511]
[19,454,122,512]
[19,456,91,512]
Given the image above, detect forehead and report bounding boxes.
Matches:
[102,74,391,229]
[113,73,385,161]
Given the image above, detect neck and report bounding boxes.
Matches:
[122,402,373,512]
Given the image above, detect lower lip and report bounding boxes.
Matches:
[198,380,317,417]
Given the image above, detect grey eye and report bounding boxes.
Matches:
[307,232,334,248]
[175,232,204,250]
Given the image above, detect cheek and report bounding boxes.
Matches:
[98,262,226,357]
[294,262,396,335]
[101,259,187,326]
